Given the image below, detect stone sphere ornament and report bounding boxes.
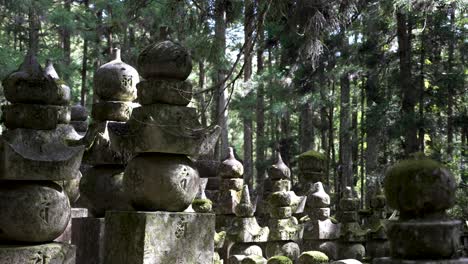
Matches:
[384,157,457,219]
[94,48,139,101]
[0,181,71,242]
[137,40,192,80]
[124,153,200,212]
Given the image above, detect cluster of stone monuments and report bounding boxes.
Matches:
[0,32,467,264]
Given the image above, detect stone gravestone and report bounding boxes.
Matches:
[72,48,137,264]
[302,182,340,260]
[0,52,85,263]
[365,187,389,260]
[374,157,468,264]
[104,35,221,264]
[70,104,89,135]
[265,152,306,262]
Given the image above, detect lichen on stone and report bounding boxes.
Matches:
[267,255,293,264]
[298,250,329,264]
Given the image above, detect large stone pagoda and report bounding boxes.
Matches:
[0,52,85,263]
[104,34,220,264]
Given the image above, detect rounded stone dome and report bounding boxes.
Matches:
[137,40,192,80]
[94,49,139,101]
[0,182,71,242]
[124,153,200,212]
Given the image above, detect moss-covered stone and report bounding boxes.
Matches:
[298,251,329,264]
[267,255,293,264]
[192,198,213,213]
[384,157,457,219]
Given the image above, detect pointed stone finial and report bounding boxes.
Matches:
[112,48,121,61]
[219,147,244,178]
[268,152,291,180]
[307,182,330,208]
[20,51,44,79]
[44,59,60,80]
[235,185,254,217]
[159,26,170,40]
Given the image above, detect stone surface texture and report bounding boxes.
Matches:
[0,243,76,264]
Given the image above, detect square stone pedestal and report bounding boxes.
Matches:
[56,208,88,243]
[103,211,215,264]
[71,217,105,264]
[0,242,75,264]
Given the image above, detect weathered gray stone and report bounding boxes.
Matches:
[221,178,244,191]
[72,217,105,264]
[265,241,300,261]
[332,259,363,264]
[267,152,291,180]
[94,49,139,101]
[55,208,88,243]
[216,189,241,215]
[138,40,193,80]
[103,211,215,264]
[298,251,329,264]
[137,79,193,105]
[219,147,244,178]
[386,220,461,259]
[0,126,84,180]
[124,153,200,212]
[71,104,88,121]
[91,101,133,122]
[81,121,127,165]
[339,244,366,261]
[230,244,263,256]
[0,242,75,264]
[230,255,268,264]
[0,181,71,242]
[269,206,293,218]
[302,241,338,260]
[267,256,293,264]
[308,208,331,221]
[268,217,303,241]
[194,159,220,179]
[108,104,221,156]
[56,171,82,204]
[271,180,291,192]
[303,219,340,240]
[307,182,330,208]
[70,120,88,133]
[79,165,132,217]
[3,104,70,129]
[228,217,270,242]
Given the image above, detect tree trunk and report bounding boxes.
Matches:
[447,5,455,157]
[214,0,229,160]
[80,0,90,107]
[28,5,40,55]
[300,102,314,152]
[339,72,353,197]
[198,60,208,127]
[60,0,71,83]
[351,80,359,177]
[243,0,255,189]
[397,9,418,155]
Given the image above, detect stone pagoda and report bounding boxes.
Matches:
[337,187,366,260]
[104,34,220,263]
[227,185,269,263]
[72,48,137,264]
[365,186,389,260]
[374,157,468,264]
[302,182,340,260]
[297,150,328,194]
[70,103,89,135]
[0,52,84,263]
[265,152,305,262]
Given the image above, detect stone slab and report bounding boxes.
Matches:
[0,127,84,181]
[91,101,133,122]
[303,219,340,240]
[108,104,220,157]
[71,217,105,264]
[81,121,126,165]
[4,78,71,106]
[55,208,88,244]
[3,104,70,130]
[103,211,215,264]
[0,242,76,264]
[373,258,468,264]
[137,79,193,105]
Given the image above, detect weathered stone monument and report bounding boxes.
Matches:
[265,152,305,262]
[297,150,327,193]
[365,187,389,260]
[0,52,84,263]
[72,48,137,264]
[302,181,340,260]
[337,187,366,260]
[70,104,89,134]
[104,35,220,263]
[374,157,468,264]
[228,185,269,264]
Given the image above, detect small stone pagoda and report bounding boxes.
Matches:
[265,152,305,262]
[104,34,220,263]
[365,187,389,260]
[302,182,340,260]
[374,157,468,264]
[72,48,137,264]
[0,52,84,263]
[70,104,89,134]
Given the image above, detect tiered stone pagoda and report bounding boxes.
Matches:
[228,185,269,263]
[375,157,468,264]
[302,182,340,260]
[365,187,389,260]
[337,187,366,260]
[265,152,305,262]
[104,35,220,263]
[297,150,328,194]
[73,48,137,264]
[0,52,84,263]
[70,104,89,134]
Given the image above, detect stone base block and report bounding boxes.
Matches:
[373,258,468,264]
[303,219,340,240]
[0,242,75,264]
[55,208,88,243]
[302,240,338,260]
[103,211,215,264]
[71,217,105,264]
